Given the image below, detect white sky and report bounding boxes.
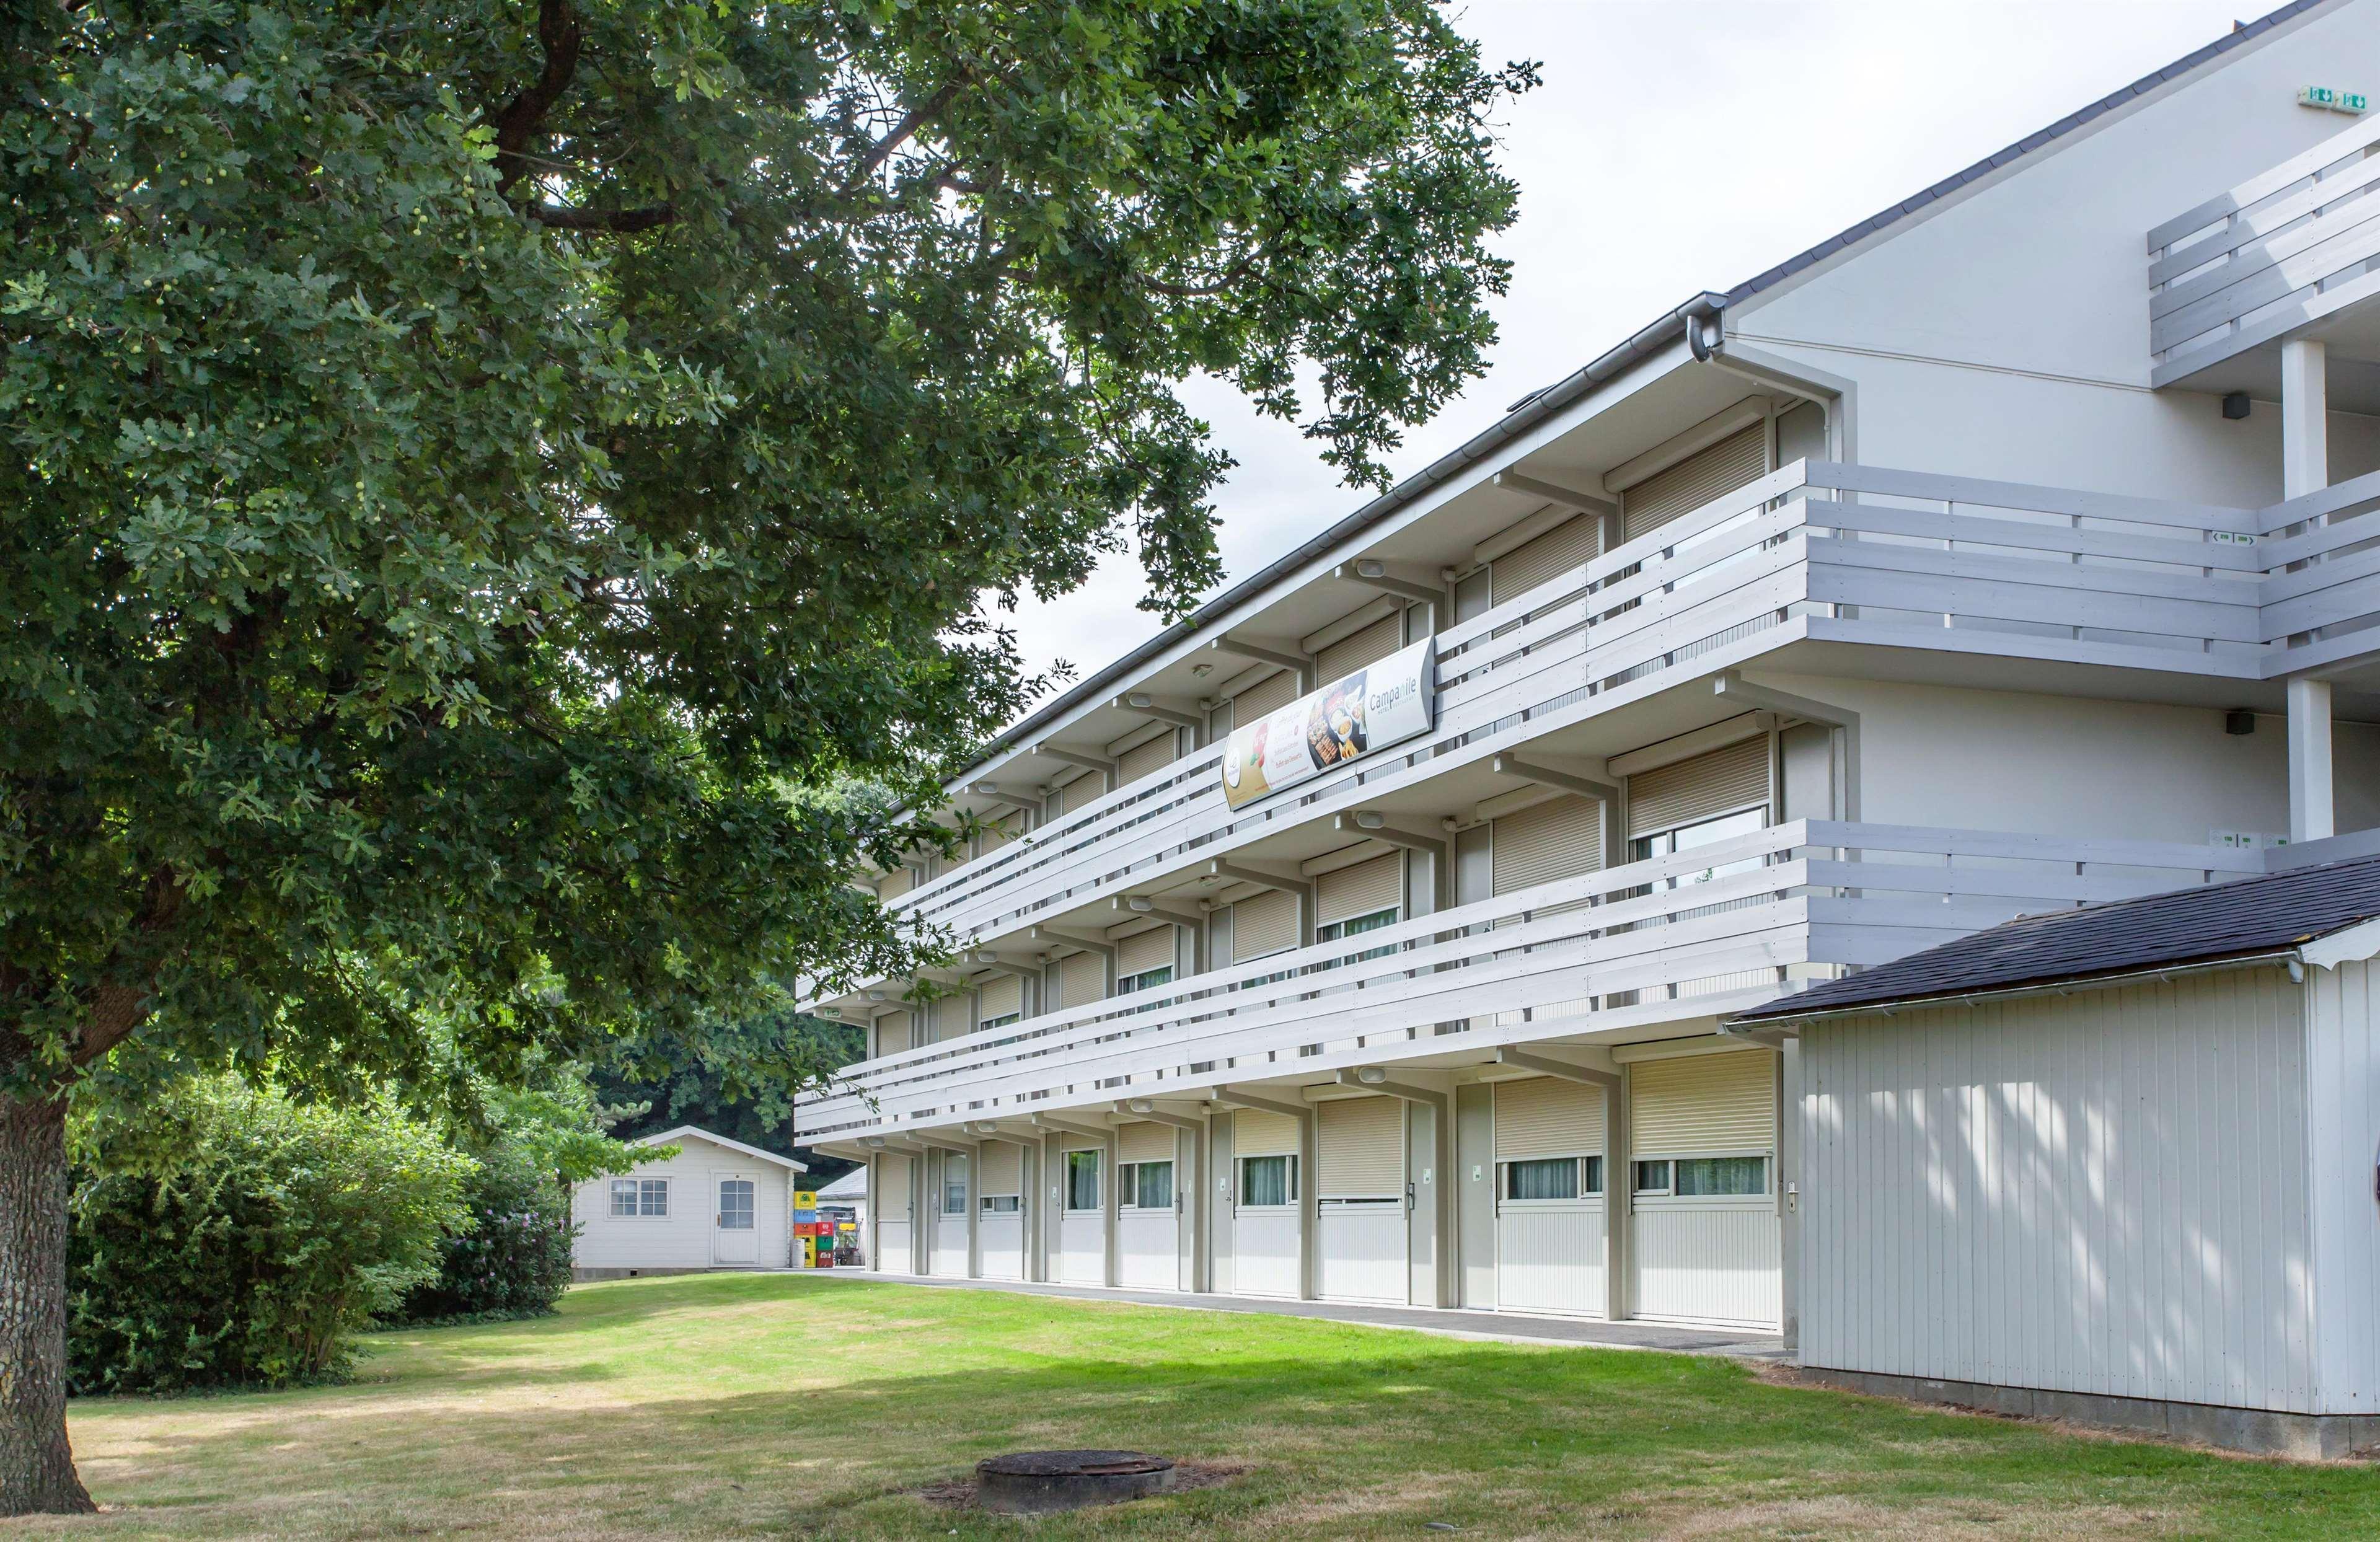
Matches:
[998,0,2255,695]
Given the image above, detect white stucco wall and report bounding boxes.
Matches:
[570,1134,793,1272]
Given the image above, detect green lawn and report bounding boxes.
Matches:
[29,1272,2380,1539]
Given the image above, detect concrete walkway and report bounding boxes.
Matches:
[803,1268,1789,1360]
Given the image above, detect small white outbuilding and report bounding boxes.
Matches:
[571,1126,806,1279]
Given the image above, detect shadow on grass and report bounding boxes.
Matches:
[57,1274,2380,1541]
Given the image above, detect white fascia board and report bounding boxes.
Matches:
[2299,916,2380,970]
[634,1125,809,1173]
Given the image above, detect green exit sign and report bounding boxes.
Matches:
[2299,85,2370,114]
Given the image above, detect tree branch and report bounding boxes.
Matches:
[522,201,676,233]
[493,0,584,196]
[845,74,967,189]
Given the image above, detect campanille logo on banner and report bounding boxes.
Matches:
[1219,637,1437,811]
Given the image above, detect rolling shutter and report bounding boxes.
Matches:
[1118,925,1175,979]
[981,1142,1022,1194]
[1232,889,1298,960]
[977,975,1021,1021]
[1626,735,1770,839]
[1316,612,1401,682]
[1060,772,1106,815]
[1630,1051,1776,1156]
[1233,1108,1300,1156]
[1491,795,1603,896]
[1492,513,1602,607]
[1621,421,1766,544]
[1318,852,1401,925]
[1230,669,1300,723]
[874,1012,912,1056]
[1059,954,1104,1009]
[1120,1122,1175,1164]
[979,813,1021,855]
[875,868,913,902]
[1117,729,1178,787]
[879,1154,912,1218]
[1493,1076,1606,1160]
[1317,1096,1403,1197]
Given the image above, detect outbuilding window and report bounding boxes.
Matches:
[609,1178,668,1218]
[980,1194,1021,1215]
[941,1152,970,1215]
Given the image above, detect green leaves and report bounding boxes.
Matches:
[2,0,1525,1114]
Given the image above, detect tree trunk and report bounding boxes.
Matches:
[0,1091,92,1515]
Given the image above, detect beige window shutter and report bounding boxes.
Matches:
[981,1142,1022,1194]
[1318,852,1402,925]
[1490,795,1603,896]
[1316,612,1401,682]
[1119,1122,1175,1164]
[1230,668,1301,721]
[1059,954,1104,1009]
[1117,729,1178,787]
[1620,421,1766,544]
[875,868,913,902]
[977,975,1021,1021]
[878,1154,912,1218]
[1232,889,1298,961]
[1626,736,1770,839]
[1118,925,1175,979]
[1630,1051,1776,1156]
[1492,1076,1606,1161]
[874,1012,912,1055]
[1060,772,1105,814]
[1491,512,1602,607]
[1233,1108,1300,1156]
[1316,1095,1404,1197]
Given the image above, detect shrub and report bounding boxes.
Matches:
[394,1139,575,1323]
[68,1078,472,1394]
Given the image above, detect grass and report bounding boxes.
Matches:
[29,1272,2380,1540]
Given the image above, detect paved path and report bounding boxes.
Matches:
[800,1268,1789,1360]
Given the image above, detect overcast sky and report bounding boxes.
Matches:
[995,0,2255,697]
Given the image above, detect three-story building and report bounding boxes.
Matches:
[797,0,2380,1370]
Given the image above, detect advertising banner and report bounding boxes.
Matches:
[1219,636,1437,812]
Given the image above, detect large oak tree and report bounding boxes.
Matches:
[1,0,1528,1511]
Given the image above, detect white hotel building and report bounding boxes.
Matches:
[799,0,2380,1443]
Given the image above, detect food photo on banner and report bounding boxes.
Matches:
[1219,638,1437,811]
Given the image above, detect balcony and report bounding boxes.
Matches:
[865,460,2378,966]
[2147,108,2380,395]
[798,820,2262,1143]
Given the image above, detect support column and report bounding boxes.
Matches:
[2291,677,2336,844]
[2283,339,2334,845]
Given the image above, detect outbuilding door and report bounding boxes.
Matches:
[711,1173,760,1266]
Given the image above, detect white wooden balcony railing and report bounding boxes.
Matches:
[798,821,2261,1142]
[2148,108,2380,385]
[860,459,2357,974]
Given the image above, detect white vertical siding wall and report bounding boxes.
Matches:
[2306,957,2380,1414]
[1800,968,2317,1411]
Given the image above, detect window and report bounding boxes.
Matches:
[1502,1155,1603,1201]
[609,1178,668,1217]
[1675,1156,1767,1196]
[980,1194,1021,1215]
[1065,1150,1101,1211]
[942,1153,970,1215]
[1630,806,1768,886]
[1634,1160,1672,1196]
[716,1179,754,1230]
[980,1012,1021,1030]
[1314,907,1398,965]
[1239,1153,1298,1207]
[1119,966,1173,995]
[1120,1160,1174,1210]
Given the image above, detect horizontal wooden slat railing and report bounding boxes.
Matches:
[2148,110,2380,384]
[820,460,2366,1016]
[797,820,2259,1141]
